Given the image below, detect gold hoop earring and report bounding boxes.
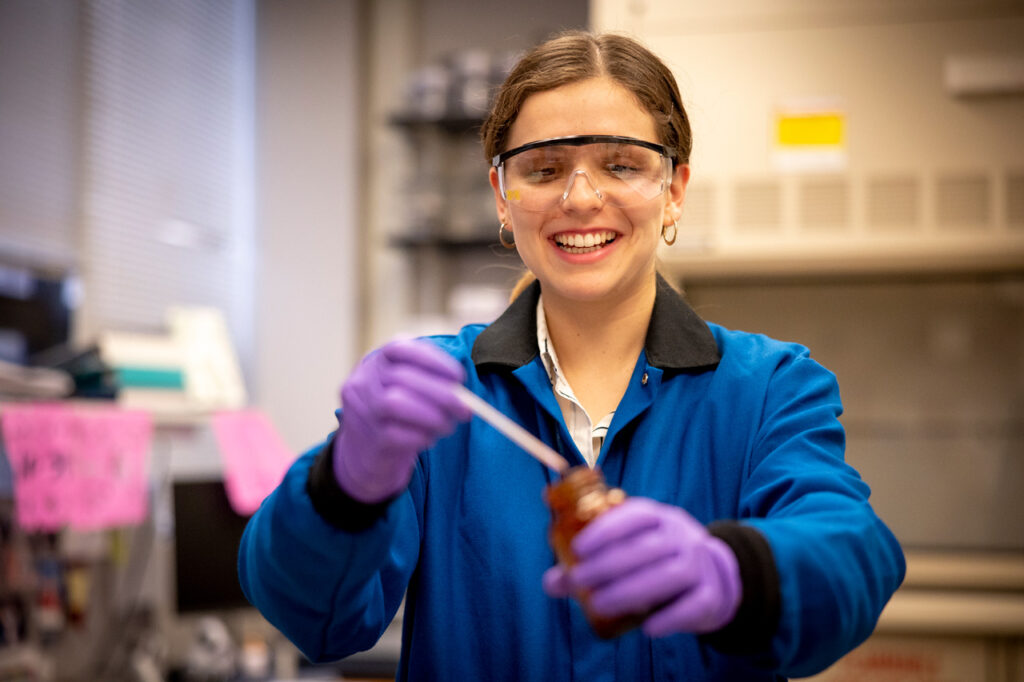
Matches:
[662,220,678,246]
[499,222,515,249]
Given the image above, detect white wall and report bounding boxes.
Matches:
[255,0,362,451]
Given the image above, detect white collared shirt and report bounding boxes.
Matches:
[536,296,614,467]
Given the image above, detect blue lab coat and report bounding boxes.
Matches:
[238,276,905,681]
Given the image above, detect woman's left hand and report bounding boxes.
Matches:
[542,497,743,636]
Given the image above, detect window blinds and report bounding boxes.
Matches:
[0,0,80,271]
[78,0,254,344]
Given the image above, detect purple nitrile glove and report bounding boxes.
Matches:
[542,497,742,637]
[333,339,470,504]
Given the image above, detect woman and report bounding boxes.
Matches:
[239,31,905,681]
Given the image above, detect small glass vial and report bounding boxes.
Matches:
[546,465,645,638]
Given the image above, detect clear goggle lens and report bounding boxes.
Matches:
[494,135,674,212]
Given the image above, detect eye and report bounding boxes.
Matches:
[512,152,567,184]
[523,165,561,183]
[599,146,650,176]
[605,162,641,178]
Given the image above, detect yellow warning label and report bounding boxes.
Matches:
[776,113,844,147]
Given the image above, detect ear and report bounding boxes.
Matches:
[489,167,509,225]
[663,163,690,226]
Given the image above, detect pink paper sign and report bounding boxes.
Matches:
[1,404,153,531]
[211,409,295,515]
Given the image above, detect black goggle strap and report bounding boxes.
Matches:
[493,135,675,167]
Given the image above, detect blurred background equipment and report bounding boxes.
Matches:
[0,0,1022,679]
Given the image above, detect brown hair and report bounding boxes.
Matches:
[481,30,692,166]
[481,31,691,301]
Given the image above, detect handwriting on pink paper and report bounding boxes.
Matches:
[211,410,294,515]
[1,404,152,531]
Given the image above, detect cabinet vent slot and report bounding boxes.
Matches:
[680,182,715,227]
[1007,171,1024,229]
[734,180,782,232]
[867,176,920,231]
[936,173,991,230]
[798,178,849,232]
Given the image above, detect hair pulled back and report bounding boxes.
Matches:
[481,30,692,166]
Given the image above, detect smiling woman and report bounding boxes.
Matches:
[239,30,905,682]
[487,76,687,314]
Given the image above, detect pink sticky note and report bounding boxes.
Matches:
[2,404,75,531]
[1,404,152,531]
[211,409,295,515]
[2,401,152,528]
[67,409,152,529]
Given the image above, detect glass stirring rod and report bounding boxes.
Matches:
[451,384,570,473]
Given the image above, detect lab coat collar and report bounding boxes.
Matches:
[471,273,721,371]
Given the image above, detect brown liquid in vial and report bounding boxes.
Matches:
[546,465,647,639]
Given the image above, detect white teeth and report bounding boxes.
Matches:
[554,230,616,252]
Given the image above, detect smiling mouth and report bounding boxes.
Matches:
[553,230,618,254]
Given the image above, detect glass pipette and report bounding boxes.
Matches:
[451,384,570,473]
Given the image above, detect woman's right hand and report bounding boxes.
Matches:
[333,339,470,503]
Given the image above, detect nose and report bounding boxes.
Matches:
[560,169,605,209]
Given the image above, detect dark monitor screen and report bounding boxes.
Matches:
[172,479,253,613]
[0,264,71,364]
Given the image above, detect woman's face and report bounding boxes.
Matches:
[490,76,688,306]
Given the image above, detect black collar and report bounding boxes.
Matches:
[471,273,721,371]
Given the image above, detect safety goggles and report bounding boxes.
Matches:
[492,135,675,212]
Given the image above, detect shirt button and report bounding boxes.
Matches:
[641,372,648,385]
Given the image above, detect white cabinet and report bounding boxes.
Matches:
[593,0,1024,279]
